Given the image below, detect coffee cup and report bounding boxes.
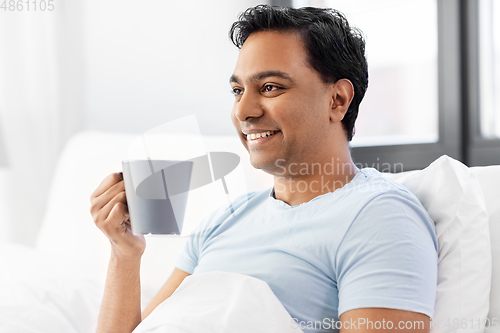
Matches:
[122,159,193,235]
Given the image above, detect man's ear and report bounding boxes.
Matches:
[329,79,354,123]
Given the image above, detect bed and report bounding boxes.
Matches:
[0,130,498,333]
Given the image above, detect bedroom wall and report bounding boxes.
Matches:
[0,0,267,247]
[83,0,268,136]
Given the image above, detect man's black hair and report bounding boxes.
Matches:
[229,5,368,141]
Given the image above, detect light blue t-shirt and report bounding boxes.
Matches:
[175,168,438,332]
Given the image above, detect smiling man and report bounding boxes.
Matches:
[91,5,438,333]
[229,28,359,207]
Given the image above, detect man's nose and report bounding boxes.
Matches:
[233,91,264,122]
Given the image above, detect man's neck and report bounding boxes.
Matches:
[272,157,359,207]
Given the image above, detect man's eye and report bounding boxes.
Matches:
[232,88,243,96]
[263,84,279,92]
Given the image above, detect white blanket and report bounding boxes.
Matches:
[0,244,302,333]
[0,242,103,333]
[133,271,304,333]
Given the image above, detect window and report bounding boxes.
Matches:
[273,0,500,169]
[464,0,500,166]
[479,0,500,139]
[294,0,439,147]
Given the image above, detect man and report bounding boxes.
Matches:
[90,5,438,333]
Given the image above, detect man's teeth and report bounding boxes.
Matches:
[247,130,276,140]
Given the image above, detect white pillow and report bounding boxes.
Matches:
[383,155,491,333]
[471,165,500,333]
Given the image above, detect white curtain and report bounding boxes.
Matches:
[0,3,85,245]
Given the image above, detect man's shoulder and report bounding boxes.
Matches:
[348,167,415,200]
[340,168,430,224]
[336,169,437,254]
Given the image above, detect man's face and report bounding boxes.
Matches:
[230,30,335,175]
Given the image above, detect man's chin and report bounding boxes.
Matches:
[249,158,265,170]
[249,155,282,172]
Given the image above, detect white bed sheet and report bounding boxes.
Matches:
[0,242,103,333]
[0,243,301,333]
[134,271,304,333]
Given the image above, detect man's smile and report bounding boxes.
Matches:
[244,130,281,146]
[243,129,280,140]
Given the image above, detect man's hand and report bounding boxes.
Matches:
[90,172,146,259]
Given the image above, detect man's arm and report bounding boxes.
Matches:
[335,193,437,333]
[97,250,142,333]
[91,173,192,331]
[97,263,190,332]
[339,308,431,333]
[91,172,146,333]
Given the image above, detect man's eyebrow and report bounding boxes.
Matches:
[251,71,294,83]
[229,74,240,84]
[229,71,294,84]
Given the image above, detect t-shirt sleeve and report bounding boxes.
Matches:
[175,234,199,274]
[335,191,438,318]
[174,205,224,274]
[174,207,220,274]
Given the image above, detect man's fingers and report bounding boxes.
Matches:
[124,216,132,229]
[95,191,128,227]
[90,173,146,259]
[103,202,129,235]
[90,172,123,202]
[90,180,126,217]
